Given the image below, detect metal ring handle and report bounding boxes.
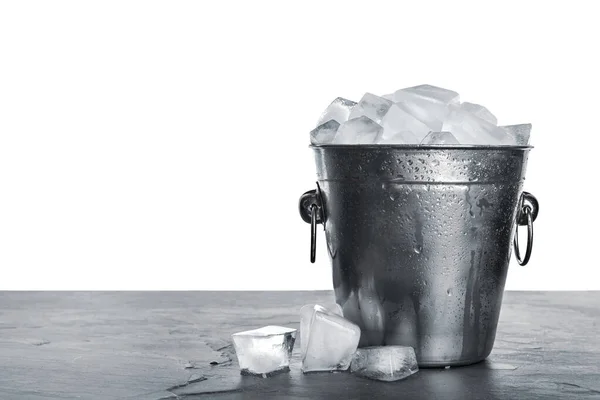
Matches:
[517,191,539,225]
[514,205,533,266]
[299,184,324,225]
[310,205,317,263]
[299,183,325,263]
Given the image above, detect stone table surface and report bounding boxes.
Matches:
[0,291,599,399]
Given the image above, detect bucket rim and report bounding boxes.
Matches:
[310,144,533,150]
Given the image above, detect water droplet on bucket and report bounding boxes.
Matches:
[390,194,396,201]
[447,288,453,296]
[414,245,422,254]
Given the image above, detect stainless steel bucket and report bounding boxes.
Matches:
[299,145,538,367]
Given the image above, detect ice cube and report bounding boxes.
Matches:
[348,93,393,124]
[501,123,532,145]
[396,84,460,105]
[350,346,419,382]
[302,310,361,372]
[380,103,431,143]
[310,120,340,145]
[460,102,497,125]
[392,85,460,131]
[317,97,357,126]
[420,131,460,145]
[381,93,394,100]
[376,132,410,144]
[231,325,296,377]
[442,105,512,145]
[300,304,343,357]
[396,100,445,131]
[332,116,383,144]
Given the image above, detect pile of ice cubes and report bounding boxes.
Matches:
[310,84,531,146]
[231,304,418,382]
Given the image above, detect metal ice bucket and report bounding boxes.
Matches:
[299,145,538,367]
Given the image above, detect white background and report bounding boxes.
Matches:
[0,1,597,290]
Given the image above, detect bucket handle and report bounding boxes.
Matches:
[513,191,539,266]
[298,183,324,263]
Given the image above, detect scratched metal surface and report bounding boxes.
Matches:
[0,292,599,399]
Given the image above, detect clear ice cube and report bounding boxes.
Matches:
[348,93,393,124]
[302,310,361,372]
[300,304,327,358]
[420,131,460,145]
[392,84,460,131]
[317,97,357,126]
[380,103,431,143]
[350,346,419,382]
[376,132,410,144]
[232,325,296,377]
[398,99,446,131]
[501,123,532,145]
[300,304,342,357]
[396,84,460,105]
[332,116,383,144]
[310,120,340,145]
[461,102,497,125]
[442,105,512,145]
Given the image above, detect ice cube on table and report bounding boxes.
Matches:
[442,105,512,145]
[460,102,497,125]
[310,120,340,145]
[348,93,393,124]
[300,304,327,358]
[420,131,460,145]
[332,116,383,144]
[302,309,361,372]
[232,325,296,377]
[300,304,342,357]
[317,97,357,126]
[380,103,431,143]
[501,123,532,145]
[350,346,419,382]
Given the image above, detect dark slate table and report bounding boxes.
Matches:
[0,292,599,399]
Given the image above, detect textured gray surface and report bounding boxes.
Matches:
[0,291,599,399]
